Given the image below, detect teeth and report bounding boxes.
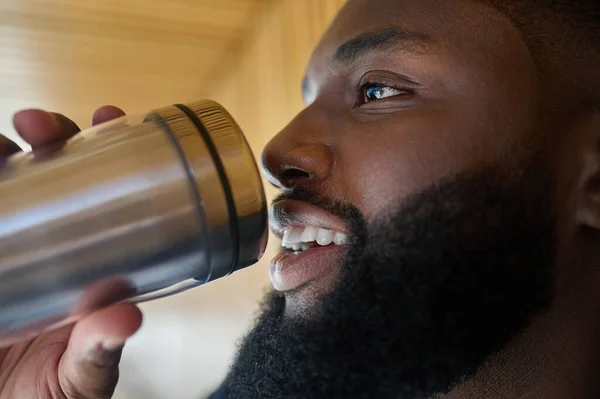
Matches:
[316,229,334,246]
[300,226,317,242]
[282,226,303,247]
[282,241,309,252]
[296,243,309,252]
[334,232,349,245]
[281,225,349,250]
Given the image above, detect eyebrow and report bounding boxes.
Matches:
[332,27,433,67]
[302,28,433,104]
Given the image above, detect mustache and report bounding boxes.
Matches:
[273,187,355,221]
[272,187,367,241]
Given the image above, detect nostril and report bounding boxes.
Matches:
[261,142,334,189]
[281,167,310,185]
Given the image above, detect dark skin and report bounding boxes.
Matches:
[263,0,542,315]
[1,0,599,397]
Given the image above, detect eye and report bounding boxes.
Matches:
[360,84,410,104]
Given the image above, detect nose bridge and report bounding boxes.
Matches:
[261,106,335,190]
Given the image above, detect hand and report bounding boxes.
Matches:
[0,107,143,399]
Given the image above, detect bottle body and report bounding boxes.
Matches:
[0,101,268,344]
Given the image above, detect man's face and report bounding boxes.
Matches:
[263,0,543,315]
[227,0,563,397]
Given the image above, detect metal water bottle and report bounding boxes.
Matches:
[0,100,268,344]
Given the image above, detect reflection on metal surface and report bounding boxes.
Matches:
[0,101,268,343]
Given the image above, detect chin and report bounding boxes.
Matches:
[281,273,342,319]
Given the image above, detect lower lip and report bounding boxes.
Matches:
[269,245,348,292]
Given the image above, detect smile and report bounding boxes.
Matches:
[269,199,350,292]
[281,225,350,253]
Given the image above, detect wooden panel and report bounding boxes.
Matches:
[0,0,272,148]
[207,0,346,141]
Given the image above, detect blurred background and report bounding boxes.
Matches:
[0,0,345,397]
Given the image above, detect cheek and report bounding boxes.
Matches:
[335,107,523,220]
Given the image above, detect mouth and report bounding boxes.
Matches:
[280,225,350,254]
[269,199,350,292]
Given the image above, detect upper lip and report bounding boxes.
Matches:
[269,199,349,240]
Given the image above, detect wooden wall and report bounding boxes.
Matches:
[206,0,347,144]
[0,0,273,148]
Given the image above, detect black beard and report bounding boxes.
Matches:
[225,164,557,399]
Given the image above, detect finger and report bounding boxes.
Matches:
[92,106,125,126]
[71,277,133,317]
[13,109,81,148]
[59,302,142,399]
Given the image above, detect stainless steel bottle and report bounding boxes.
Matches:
[0,100,268,344]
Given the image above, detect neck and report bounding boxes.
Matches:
[442,275,600,399]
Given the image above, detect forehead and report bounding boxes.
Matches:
[307,0,530,81]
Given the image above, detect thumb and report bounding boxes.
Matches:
[58,303,142,399]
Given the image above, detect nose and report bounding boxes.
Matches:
[261,117,335,190]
